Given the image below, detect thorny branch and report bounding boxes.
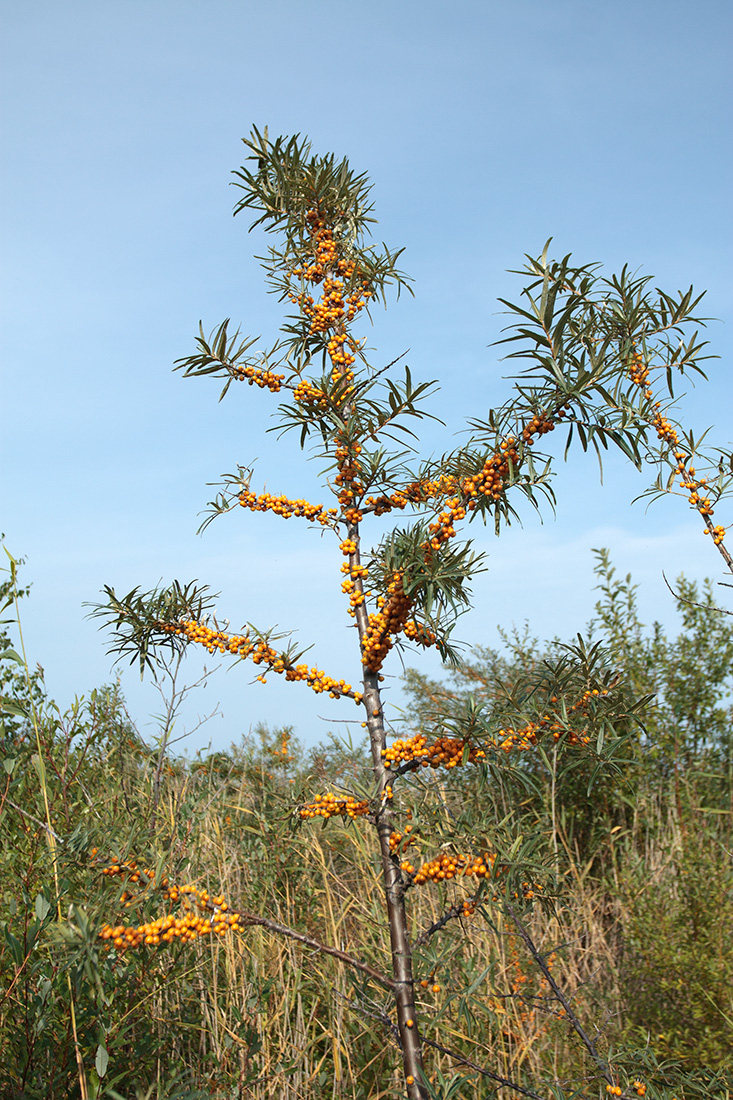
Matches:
[412,898,475,948]
[233,909,395,991]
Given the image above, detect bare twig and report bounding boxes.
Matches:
[5,799,64,843]
[149,651,221,827]
[662,570,733,617]
[505,903,613,1087]
[421,1036,550,1100]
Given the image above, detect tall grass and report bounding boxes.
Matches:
[3,697,732,1099]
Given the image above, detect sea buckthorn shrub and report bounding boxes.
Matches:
[86,130,733,1100]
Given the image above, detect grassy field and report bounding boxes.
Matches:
[2,556,733,1099]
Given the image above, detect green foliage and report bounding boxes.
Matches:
[621,833,733,1067]
[404,550,733,1074]
[88,580,219,677]
[591,548,733,768]
[0,555,44,742]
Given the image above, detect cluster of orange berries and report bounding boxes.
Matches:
[382,733,485,771]
[388,824,415,855]
[159,621,362,703]
[292,379,329,409]
[307,304,357,366]
[341,576,367,612]
[99,905,244,950]
[493,689,609,752]
[95,856,243,951]
[233,363,285,392]
[672,449,727,544]
[336,468,371,610]
[363,474,458,516]
[427,496,467,550]
[295,210,367,283]
[340,559,370,613]
[629,352,726,547]
[237,490,336,526]
[676,457,714,517]
[311,274,370,332]
[426,427,548,549]
[403,851,496,886]
[334,440,361,469]
[99,854,147,886]
[326,329,359,369]
[402,620,437,648]
[160,619,274,659]
[283,208,376,416]
[341,561,368,580]
[298,791,371,821]
[463,443,522,501]
[288,209,372,362]
[628,355,650,390]
[299,209,339,265]
[282,664,361,700]
[520,411,557,445]
[342,558,436,668]
[361,572,413,672]
[401,851,540,899]
[334,440,365,520]
[328,367,357,408]
[343,509,362,528]
[341,554,367,575]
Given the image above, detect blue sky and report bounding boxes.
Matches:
[2,0,732,752]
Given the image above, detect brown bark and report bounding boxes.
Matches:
[349,522,427,1100]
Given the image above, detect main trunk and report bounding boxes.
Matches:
[350,523,427,1100]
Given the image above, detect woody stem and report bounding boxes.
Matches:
[349,520,427,1099]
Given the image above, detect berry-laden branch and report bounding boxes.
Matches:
[158,619,363,702]
[627,349,733,571]
[94,856,394,991]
